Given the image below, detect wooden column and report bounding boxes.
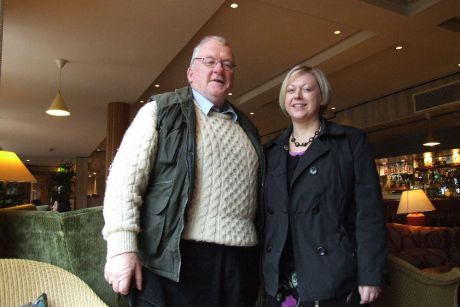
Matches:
[106,102,130,176]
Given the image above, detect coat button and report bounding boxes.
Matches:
[266,246,273,253]
[317,246,327,256]
[312,205,320,215]
[283,145,289,151]
[309,166,317,175]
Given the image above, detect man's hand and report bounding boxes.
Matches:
[358,285,381,304]
[104,252,143,295]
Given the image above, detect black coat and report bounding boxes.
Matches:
[262,120,387,301]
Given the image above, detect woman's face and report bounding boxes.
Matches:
[284,72,324,123]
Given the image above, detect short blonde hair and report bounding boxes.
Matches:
[278,65,331,117]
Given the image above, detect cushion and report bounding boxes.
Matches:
[397,248,451,269]
[21,292,48,307]
[386,223,451,253]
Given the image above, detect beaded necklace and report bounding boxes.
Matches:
[290,128,320,147]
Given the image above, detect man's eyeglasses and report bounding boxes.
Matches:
[193,57,236,71]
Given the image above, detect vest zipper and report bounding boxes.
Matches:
[315,300,319,307]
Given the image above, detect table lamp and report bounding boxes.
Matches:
[397,189,435,226]
[0,150,37,207]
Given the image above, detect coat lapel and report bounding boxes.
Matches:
[290,139,329,188]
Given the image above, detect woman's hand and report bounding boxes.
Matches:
[358,285,381,304]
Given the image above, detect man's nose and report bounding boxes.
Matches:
[213,60,225,72]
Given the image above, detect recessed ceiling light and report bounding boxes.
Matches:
[458,63,460,67]
[228,92,233,96]
[230,3,238,8]
[26,159,30,162]
[140,100,145,103]
[395,45,403,50]
[154,84,160,88]
[331,107,336,110]
[333,30,341,35]
[249,112,254,115]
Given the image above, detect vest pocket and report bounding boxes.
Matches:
[158,124,183,164]
[139,180,174,255]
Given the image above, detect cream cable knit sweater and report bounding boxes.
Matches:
[182,108,258,246]
[103,101,258,258]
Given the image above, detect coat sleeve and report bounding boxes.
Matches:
[102,102,159,259]
[350,129,388,286]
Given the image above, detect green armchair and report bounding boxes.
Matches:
[372,223,460,307]
[0,206,116,306]
[373,254,460,307]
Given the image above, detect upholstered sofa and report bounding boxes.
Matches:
[0,206,116,306]
[372,223,460,307]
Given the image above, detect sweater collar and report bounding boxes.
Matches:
[191,88,238,122]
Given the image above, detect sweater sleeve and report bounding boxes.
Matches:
[102,102,158,259]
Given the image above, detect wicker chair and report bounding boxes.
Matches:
[0,258,108,307]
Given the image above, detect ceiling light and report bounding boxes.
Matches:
[230,3,238,8]
[422,113,440,147]
[46,59,70,116]
[331,107,336,110]
[228,93,233,96]
[249,112,254,115]
[154,84,160,88]
[140,100,145,103]
[395,46,403,50]
[334,30,341,35]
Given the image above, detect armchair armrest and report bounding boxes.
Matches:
[372,254,460,307]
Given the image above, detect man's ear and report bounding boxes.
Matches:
[187,67,193,84]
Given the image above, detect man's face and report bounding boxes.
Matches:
[187,40,234,108]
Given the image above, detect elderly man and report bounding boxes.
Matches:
[103,35,264,307]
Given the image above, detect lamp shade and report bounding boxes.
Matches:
[0,150,37,183]
[397,189,435,214]
[46,90,70,116]
[422,114,440,147]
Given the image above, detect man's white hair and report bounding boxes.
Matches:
[190,35,229,66]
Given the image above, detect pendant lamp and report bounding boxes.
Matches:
[46,59,70,116]
[422,113,440,147]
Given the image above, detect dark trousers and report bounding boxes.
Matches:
[131,240,260,307]
[265,290,369,307]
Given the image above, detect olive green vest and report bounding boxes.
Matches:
[138,87,264,282]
